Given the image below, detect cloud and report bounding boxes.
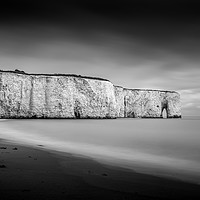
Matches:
[183,103,194,108]
[179,89,200,116]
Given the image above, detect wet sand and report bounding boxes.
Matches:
[0,139,200,200]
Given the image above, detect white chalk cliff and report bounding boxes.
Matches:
[0,70,181,119]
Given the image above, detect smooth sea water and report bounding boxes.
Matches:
[0,117,200,183]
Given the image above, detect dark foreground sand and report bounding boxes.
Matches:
[0,140,200,200]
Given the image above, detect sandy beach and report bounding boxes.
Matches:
[0,139,200,200]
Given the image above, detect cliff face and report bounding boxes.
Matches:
[123,89,181,118]
[0,71,181,119]
[0,72,116,118]
[114,86,124,118]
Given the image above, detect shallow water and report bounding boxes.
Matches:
[0,117,200,183]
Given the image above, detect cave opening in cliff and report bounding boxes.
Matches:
[74,100,82,119]
[74,109,81,119]
[162,108,167,118]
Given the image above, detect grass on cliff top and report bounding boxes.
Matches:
[0,69,110,82]
[123,87,177,93]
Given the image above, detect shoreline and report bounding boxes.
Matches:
[1,139,200,200]
[1,118,200,185]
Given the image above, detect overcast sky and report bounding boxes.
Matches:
[0,0,200,116]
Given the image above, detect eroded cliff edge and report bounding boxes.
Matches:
[115,87,181,118]
[0,71,181,119]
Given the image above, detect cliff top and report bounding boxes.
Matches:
[115,85,177,93]
[0,70,178,93]
[123,87,178,93]
[0,69,110,82]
